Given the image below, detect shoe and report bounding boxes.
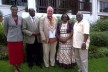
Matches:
[36,63,43,68]
[37,64,43,68]
[50,64,55,67]
[50,64,55,68]
[14,69,18,72]
[14,65,21,72]
[45,65,49,68]
[29,66,33,70]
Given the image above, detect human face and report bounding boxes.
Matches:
[11,7,18,16]
[62,14,68,22]
[47,9,53,17]
[76,13,83,22]
[29,9,35,17]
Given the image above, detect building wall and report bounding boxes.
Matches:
[0,5,25,18]
[0,0,105,23]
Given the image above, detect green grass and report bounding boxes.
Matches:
[0,58,108,72]
[89,57,108,72]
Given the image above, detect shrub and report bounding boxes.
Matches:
[0,45,8,60]
[91,19,108,32]
[89,45,99,58]
[0,24,6,45]
[90,24,100,32]
[97,47,108,57]
[90,31,108,46]
[89,45,108,58]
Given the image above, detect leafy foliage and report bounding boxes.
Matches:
[90,19,108,58]
[90,31,108,46]
[0,22,6,45]
[0,46,8,60]
[89,45,108,58]
[91,19,108,32]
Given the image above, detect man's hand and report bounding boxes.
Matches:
[32,32,40,36]
[42,40,47,43]
[81,43,86,50]
[35,32,40,35]
[32,32,36,36]
[59,37,67,43]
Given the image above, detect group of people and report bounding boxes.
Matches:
[3,5,90,72]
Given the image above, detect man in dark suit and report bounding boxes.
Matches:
[22,8,42,69]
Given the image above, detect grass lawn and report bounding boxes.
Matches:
[0,58,108,72]
[89,57,108,72]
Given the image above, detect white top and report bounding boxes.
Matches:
[60,23,68,37]
[61,23,67,29]
[30,16,35,23]
[73,19,90,49]
[49,29,56,38]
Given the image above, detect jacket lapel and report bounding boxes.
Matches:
[10,15,16,25]
[28,17,33,24]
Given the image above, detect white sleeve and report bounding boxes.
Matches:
[83,20,90,34]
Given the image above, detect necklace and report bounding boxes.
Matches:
[48,18,55,33]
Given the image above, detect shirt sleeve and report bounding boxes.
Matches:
[3,17,8,37]
[83,20,90,34]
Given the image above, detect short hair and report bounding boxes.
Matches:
[47,6,54,12]
[10,5,18,10]
[28,8,35,12]
[61,14,70,20]
[76,12,83,17]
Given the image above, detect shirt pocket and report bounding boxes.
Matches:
[77,24,83,33]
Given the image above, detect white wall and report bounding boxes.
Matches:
[0,0,2,5]
[0,5,98,23]
[0,5,25,18]
[22,12,96,23]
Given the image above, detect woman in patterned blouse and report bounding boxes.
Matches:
[56,14,76,69]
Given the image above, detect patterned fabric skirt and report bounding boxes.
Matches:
[8,41,24,65]
[56,39,76,68]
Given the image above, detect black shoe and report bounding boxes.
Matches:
[37,64,43,68]
[28,65,33,70]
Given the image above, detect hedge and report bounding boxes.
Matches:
[89,45,108,58]
[91,19,108,32]
[90,31,108,46]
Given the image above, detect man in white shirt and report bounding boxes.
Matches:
[73,12,90,72]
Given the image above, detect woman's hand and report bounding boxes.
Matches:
[59,37,67,43]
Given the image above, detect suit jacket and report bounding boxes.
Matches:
[22,16,41,44]
[40,16,58,42]
[3,15,23,42]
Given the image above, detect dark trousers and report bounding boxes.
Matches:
[26,38,42,67]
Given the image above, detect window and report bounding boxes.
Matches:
[36,0,91,14]
[36,0,71,14]
[100,1,108,12]
[2,0,27,6]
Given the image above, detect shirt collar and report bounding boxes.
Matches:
[30,16,35,19]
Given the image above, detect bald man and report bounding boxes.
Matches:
[22,8,42,69]
[73,13,90,72]
[40,6,58,67]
